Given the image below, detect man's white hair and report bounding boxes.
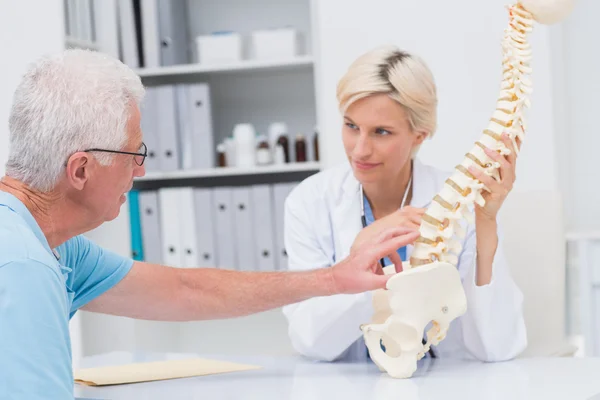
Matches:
[6,49,145,192]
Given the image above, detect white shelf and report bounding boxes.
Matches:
[65,36,99,50]
[566,231,600,241]
[136,161,320,182]
[135,56,314,79]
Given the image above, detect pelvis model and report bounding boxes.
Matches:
[361,0,576,379]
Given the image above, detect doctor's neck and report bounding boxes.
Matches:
[362,160,413,219]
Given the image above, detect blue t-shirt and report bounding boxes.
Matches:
[0,191,133,399]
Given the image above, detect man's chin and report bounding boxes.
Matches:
[104,212,120,223]
[104,202,124,222]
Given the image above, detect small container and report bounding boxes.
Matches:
[295,134,307,162]
[268,122,288,150]
[251,28,298,60]
[233,123,256,168]
[256,135,271,165]
[217,143,226,167]
[273,143,286,164]
[195,31,242,64]
[224,137,236,167]
[276,135,290,163]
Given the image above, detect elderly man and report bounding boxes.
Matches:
[0,49,418,398]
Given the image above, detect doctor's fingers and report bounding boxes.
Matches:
[408,215,423,226]
[501,132,521,166]
[389,211,422,227]
[371,226,418,245]
[368,229,420,261]
[499,134,518,184]
[468,165,503,194]
[392,215,421,231]
[398,207,426,217]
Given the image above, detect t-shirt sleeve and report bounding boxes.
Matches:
[64,235,134,311]
[0,260,74,399]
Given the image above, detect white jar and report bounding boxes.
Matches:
[273,143,286,165]
[224,137,236,167]
[233,123,256,168]
[256,134,272,165]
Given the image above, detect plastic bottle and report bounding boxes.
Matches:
[268,122,288,150]
[217,143,226,167]
[256,134,271,165]
[276,135,290,163]
[273,143,286,164]
[233,123,256,168]
[224,137,236,167]
[295,134,307,162]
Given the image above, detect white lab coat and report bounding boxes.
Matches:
[282,158,527,362]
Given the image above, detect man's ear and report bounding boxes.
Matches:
[65,152,92,191]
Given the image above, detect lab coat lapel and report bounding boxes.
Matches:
[331,159,439,263]
[410,158,437,208]
[407,158,439,258]
[332,170,363,262]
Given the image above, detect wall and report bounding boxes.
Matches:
[560,0,600,232]
[313,0,559,193]
[0,0,64,175]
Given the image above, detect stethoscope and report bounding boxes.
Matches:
[359,173,413,269]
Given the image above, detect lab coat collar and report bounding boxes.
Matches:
[409,158,438,208]
[335,158,437,261]
[340,157,435,207]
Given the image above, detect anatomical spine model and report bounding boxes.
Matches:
[361,0,575,379]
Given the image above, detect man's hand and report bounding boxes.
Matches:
[330,227,420,294]
[352,206,425,252]
[85,229,418,321]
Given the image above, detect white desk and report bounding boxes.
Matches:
[75,352,600,400]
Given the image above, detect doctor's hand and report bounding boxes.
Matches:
[351,206,425,254]
[329,227,420,294]
[468,133,521,221]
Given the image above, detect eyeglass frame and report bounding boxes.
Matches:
[81,142,148,166]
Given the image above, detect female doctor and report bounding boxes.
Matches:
[282,46,527,362]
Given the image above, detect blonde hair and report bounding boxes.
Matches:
[336,46,438,143]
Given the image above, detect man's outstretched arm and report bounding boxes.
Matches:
[84,227,418,320]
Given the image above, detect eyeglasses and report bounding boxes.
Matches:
[83,142,148,166]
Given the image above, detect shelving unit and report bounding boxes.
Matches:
[64,35,99,51]
[125,0,319,172]
[136,56,314,80]
[63,0,97,50]
[65,0,321,359]
[133,162,321,190]
[137,161,320,182]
